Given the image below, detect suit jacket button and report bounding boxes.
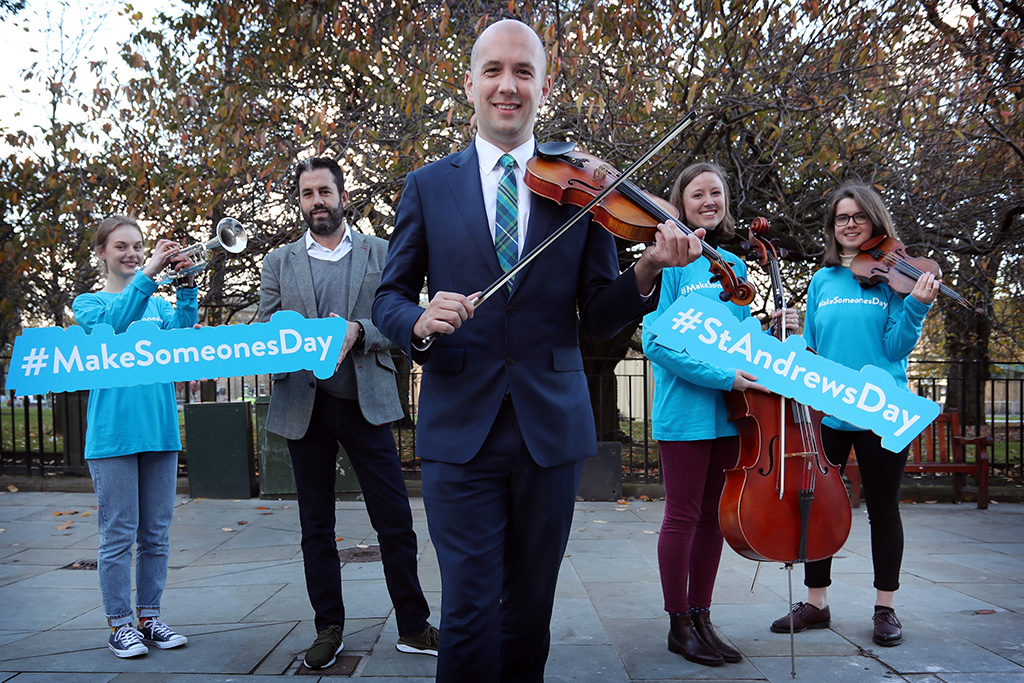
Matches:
[506,305,517,316]
[505,356,516,365]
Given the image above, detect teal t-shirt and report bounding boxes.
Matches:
[642,248,749,441]
[71,272,198,459]
[803,266,931,430]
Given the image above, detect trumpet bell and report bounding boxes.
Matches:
[216,217,247,254]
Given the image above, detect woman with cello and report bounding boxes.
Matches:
[769,182,938,647]
[642,162,798,667]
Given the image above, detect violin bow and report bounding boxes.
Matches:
[417,110,698,350]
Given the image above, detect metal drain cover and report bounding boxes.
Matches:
[337,545,381,563]
[296,653,361,675]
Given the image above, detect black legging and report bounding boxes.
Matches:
[804,426,909,592]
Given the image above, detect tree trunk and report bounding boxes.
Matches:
[943,302,991,428]
[580,319,641,442]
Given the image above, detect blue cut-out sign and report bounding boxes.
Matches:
[646,294,939,452]
[5,311,347,396]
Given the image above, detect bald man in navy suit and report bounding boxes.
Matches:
[372,19,704,683]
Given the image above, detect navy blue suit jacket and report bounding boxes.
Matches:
[372,143,658,467]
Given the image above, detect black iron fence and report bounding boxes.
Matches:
[2,357,1021,482]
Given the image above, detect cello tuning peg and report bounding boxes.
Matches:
[709,275,722,284]
[719,291,732,302]
[778,247,789,258]
[740,240,751,252]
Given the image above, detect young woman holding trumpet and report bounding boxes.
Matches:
[72,215,198,658]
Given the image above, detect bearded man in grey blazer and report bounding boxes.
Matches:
[258,157,437,670]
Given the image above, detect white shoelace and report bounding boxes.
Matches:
[144,620,175,639]
[114,625,144,647]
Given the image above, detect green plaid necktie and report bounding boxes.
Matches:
[494,153,519,280]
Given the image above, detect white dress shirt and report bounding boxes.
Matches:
[475,135,535,258]
[305,224,353,262]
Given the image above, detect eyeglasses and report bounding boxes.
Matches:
[834,212,870,227]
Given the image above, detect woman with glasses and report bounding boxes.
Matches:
[769,183,938,647]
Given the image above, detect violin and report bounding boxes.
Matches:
[851,235,984,316]
[525,143,755,306]
[719,218,852,565]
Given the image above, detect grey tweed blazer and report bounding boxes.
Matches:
[258,231,404,439]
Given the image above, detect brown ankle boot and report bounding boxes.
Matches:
[668,614,723,666]
[691,611,742,663]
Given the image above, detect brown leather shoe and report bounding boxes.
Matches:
[770,602,831,633]
[691,611,742,663]
[668,614,723,667]
[872,608,903,646]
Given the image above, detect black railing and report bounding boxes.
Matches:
[2,358,1021,481]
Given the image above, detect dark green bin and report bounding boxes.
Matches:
[184,402,258,498]
[253,396,360,499]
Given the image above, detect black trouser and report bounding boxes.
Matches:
[804,426,909,592]
[287,391,430,635]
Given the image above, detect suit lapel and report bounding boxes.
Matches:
[446,146,504,283]
[347,231,370,319]
[287,239,319,317]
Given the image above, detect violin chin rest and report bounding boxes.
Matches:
[537,140,577,157]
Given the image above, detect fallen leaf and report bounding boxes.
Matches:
[0,528,5,533]
[639,495,649,501]
[616,499,628,505]
[222,527,235,532]
[283,504,293,509]
[614,507,628,511]
[643,530,656,534]
[57,521,74,530]
[335,537,344,542]
[257,506,269,510]
[924,500,939,504]
[237,521,248,525]
[356,544,369,549]
[7,485,18,493]
[54,510,79,516]
[975,609,996,615]
[259,512,273,515]
[593,520,608,524]
[80,511,91,517]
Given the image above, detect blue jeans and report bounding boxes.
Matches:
[88,451,178,627]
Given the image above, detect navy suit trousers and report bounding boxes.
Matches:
[422,398,583,683]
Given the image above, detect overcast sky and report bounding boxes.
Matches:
[0,0,173,150]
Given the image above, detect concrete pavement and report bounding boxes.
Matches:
[0,489,1022,682]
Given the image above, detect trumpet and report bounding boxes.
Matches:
[156,217,248,286]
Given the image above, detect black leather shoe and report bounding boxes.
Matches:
[770,602,831,633]
[691,611,742,663]
[872,608,903,646]
[668,614,724,667]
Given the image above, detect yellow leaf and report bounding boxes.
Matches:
[57,521,74,530]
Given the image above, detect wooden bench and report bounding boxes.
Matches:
[845,409,992,509]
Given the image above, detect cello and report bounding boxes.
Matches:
[719,218,851,563]
[718,218,852,675]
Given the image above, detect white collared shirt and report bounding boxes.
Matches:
[475,135,534,258]
[304,225,353,262]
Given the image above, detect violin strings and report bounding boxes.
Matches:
[882,252,971,305]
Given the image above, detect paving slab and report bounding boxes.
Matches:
[0,492,1021,680]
